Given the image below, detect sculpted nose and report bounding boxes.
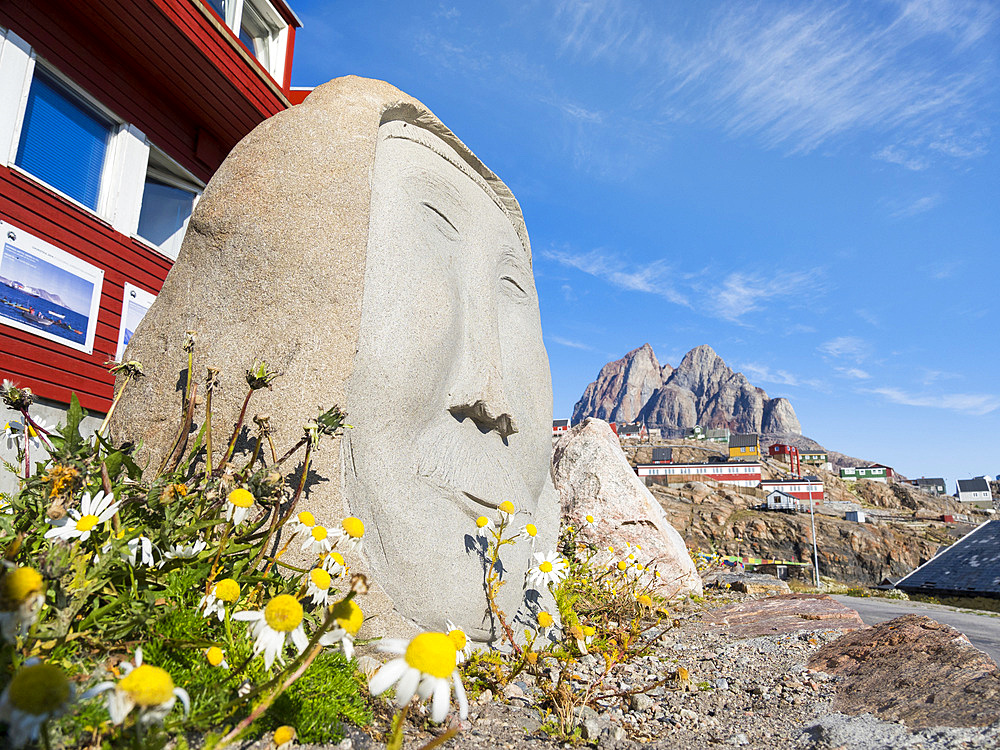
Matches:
[447,312,518,439]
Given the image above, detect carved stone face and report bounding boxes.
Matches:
[344,121,554,639]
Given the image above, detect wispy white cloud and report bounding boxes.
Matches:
[890,194,942,218]
[921,369,962,385]
[708,270,822,323]
[819,336,869,362]
[740,362,824,389]
[837,367,871,380]
[554,0,997,160]
[549,336,593,350]
[926,259,962,279]
[542,247,689,305]
[869,386,1000,415]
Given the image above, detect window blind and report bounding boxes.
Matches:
[15,69,112,211]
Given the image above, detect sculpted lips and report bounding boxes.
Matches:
[414,420,531,512]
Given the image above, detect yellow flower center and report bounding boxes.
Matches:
[205,647,225,667]
[8,664,69,715]
[311,526,328,541]
[341,517,364,538]
[214,578,240,603]
[264,595,303,632]
[585,514,594,523]
[1,567,43,606]
[537,611,553,628]
[539,561,553,573]
[617,561,628,571]
[228,489,255,508]
[607,546,614,553]
[637,594,652,607]
[583,625,596,637]
[498,500,515,514]
[635,564,644,572]
[476,516,489,528]
[524,524,537,537]
[331,598,364,635]
[274,726,296,745]
[310,568,331,590]
[76,514,100,532]
[26,424,37,438]
[404,632,457,679]
[447,628,467,652]
[297,511,315,527]
[119,664,175,707]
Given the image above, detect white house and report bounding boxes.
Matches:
[957,477,992,506]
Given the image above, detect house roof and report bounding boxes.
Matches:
[915,477,946,485]
[652,447,673,461]
[766,489,797,500]
[897,521,1000,598]
[552,419,569,428]
[619,424,641,433]
[957,477,991,493]
[728,433,759,448]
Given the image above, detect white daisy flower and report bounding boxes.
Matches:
[582,513,597,528]
[322,551,348,577]
[2,420,21,451]
[535,610,555,637]
[0,661,75,748]
[198,578,240,621]
[518,522,538,543]
[225,488,256,526]
[88,648,190,725]
[234,594,309,670]
[305,568,333,606]
[444,620,471,663]
[474,515,492,538]
[369,632,468,724]
[44,491,119,543]
[287,510,317,536]
[497,500,515,517]
[99,531,155,567]
[301,524,332,555]
[159,539,207,565]
[0,567,45,643]
[318,598,364,659]
[525,551,568,590]
[2,418,52,452]
[332,516,365,552]
[205,646,229,669]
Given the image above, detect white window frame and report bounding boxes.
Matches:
[213,0,289,83]
[2,43,145,234]
[133,146,204,261]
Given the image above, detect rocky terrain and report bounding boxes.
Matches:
[619,438,973,586]
[572,344,801,436]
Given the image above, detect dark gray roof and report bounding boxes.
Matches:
[619,424,642,434]
[957,477,990,493]
[652,447,673,461]
[897,521,1000,598]
[728,433,759,448]
[915,477,946,486]
[552,419,569,428]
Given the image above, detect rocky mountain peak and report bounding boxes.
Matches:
[573,344,801,436]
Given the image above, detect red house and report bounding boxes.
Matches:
[0,0,301,416]
[552,419,570,435]
[767,443,801,476]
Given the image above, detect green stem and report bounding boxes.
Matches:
[251,441,313,571]
[204,386,214,486]
[216,389,254,474]
[97,372,133,437]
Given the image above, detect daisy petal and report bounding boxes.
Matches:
[369,658,408,696]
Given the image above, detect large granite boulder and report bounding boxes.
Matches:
[110,76,560,643]
[552,418,701,596]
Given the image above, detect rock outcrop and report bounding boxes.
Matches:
[552,418,702,597]
[810,615,1000,728]
[573,344,801,435]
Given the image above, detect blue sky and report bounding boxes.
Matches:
[290,0,999,491]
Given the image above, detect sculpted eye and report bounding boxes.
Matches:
[499,250,530,300]
[420,202,459,239]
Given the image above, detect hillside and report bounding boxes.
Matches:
[624,438,973,585]
[573,344,801,435]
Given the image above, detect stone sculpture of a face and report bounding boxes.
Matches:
[345,122,554,639]
[108,77,559,643]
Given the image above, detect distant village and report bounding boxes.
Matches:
[552,419,999,516]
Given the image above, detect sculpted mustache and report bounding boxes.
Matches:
[414,425,529,510]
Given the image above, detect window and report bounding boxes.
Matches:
[15,66,113,211]
[136,149,202,260]
[206,0,288,82]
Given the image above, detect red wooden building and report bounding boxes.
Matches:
[767,443,801,476]
[759,477,824,504]
[0,0,301,414]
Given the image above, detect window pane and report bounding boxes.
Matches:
[137,178,196,259]
[15,69,111,211]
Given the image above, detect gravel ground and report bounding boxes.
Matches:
[249,594,1000,750]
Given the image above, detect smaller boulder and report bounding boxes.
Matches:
[552,418,702,596]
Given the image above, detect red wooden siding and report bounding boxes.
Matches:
[0,168,171,411]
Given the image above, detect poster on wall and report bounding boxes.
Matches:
[115,283,156,362]
[0,220,104,355]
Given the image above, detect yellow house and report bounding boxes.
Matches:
[728,433,760,460]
